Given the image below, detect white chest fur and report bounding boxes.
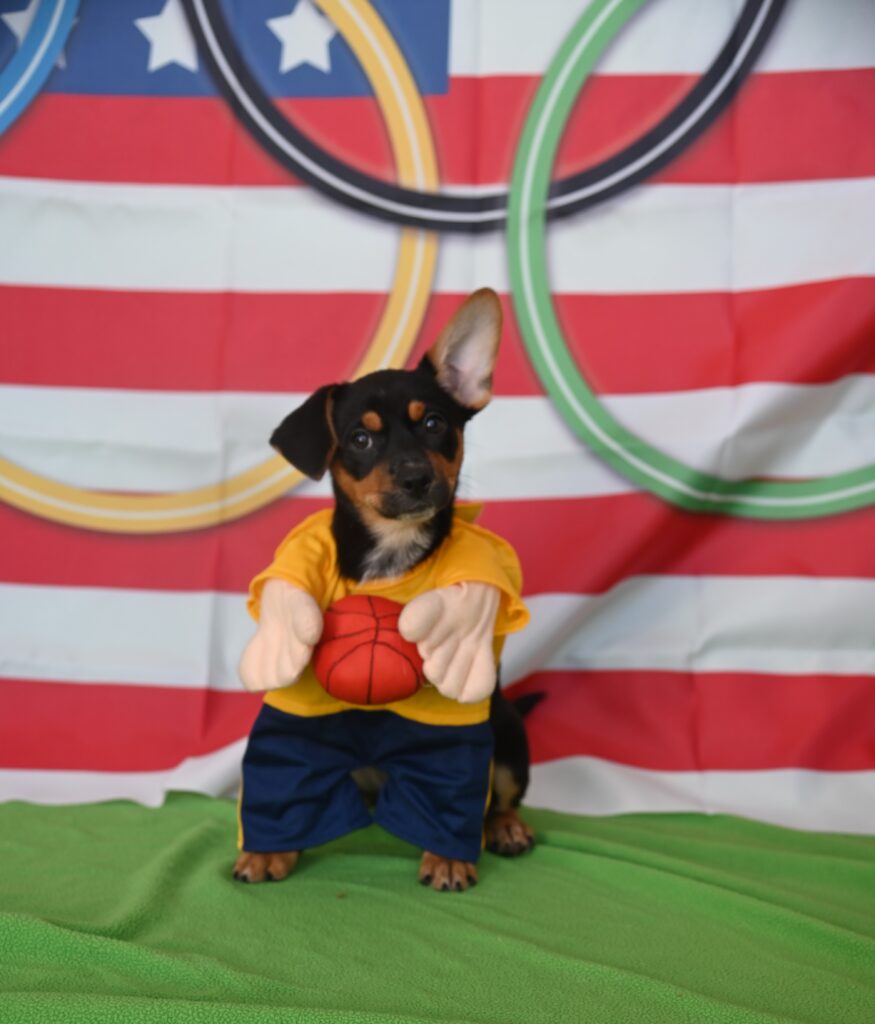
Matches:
[360,517,434,582]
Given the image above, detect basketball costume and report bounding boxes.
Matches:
[239,505,528,860]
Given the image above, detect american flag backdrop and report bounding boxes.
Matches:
[1,0,874,832]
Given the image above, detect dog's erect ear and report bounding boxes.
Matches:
[423,288,502,412]
[270,384,340,480]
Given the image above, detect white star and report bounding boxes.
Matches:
[1,0,75,69]
[135,0,198,73]
[267,0,336,74]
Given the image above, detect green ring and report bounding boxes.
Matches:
[507,0,875,520]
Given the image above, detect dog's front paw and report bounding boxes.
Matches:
[418,851,478,892]
[485,810,535,857]
[233,850,299,883]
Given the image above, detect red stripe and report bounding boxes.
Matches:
[505,670,875,772]
[4,671,873,773]
[4,493,875,596]
[2,70,873,185]
[0,288,387,393]
[547,281,875,395]
[3,280,874,395]
[0,678,260,772]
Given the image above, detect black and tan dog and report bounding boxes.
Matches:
[235,289,536,892]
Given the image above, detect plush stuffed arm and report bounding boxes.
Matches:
[398,582,501,704]
[239,579,323,692]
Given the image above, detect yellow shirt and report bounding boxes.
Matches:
[247,505,529,726]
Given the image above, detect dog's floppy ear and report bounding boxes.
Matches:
[270,384,340,480]
[422,288,502,412]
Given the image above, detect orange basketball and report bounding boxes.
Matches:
[313,595,424,705]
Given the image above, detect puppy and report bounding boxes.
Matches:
[235,289,535,892]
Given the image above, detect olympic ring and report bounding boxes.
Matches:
[0,0,79,138]
[183,0,784,232]
[508,0,875,520]
[0,0,438,534]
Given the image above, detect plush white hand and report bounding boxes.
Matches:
[239,579,323,692]
[398,582,501,704]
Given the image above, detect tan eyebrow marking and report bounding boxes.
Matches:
[408,400,426,422]
[362,410,383,431]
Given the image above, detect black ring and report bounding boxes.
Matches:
[182,0,786,233]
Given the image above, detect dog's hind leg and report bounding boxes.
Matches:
[486,689,540,857]
[485,765,535,857]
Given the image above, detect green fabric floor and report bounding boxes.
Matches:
[1,794,873,1024]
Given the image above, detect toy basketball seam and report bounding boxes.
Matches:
[324,608,397,621]
[323,626,377,642]
[324,638,376,695]
[325,608,388,619]
[367,631,376,703]
[370,639,421,681]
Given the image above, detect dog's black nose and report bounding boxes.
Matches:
[392,458,433,500]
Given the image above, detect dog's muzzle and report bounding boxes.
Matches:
[382,457,450,519]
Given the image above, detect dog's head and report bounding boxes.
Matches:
[271,288,502,530]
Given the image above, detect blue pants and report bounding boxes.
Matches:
[239,705,494,862]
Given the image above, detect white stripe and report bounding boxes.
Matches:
[526,757,875,834]
[0,741,247,808]
[501,583,875,683]
[2,579,874,691]
[3,380,874,499]
[0,586,255,691]
[449,0,875,76]
[0,388,631,502]
[3,744,874,835]
[1,177,872,294]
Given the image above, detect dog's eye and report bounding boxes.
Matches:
[350,429,373,451]
[423,413,446,435]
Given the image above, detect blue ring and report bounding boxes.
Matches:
[0,0,79,138]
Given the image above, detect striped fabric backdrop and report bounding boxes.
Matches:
[1,0,874,833]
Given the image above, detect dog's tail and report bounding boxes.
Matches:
[512,691,546,718]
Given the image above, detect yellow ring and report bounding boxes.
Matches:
[0,0,438,533]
